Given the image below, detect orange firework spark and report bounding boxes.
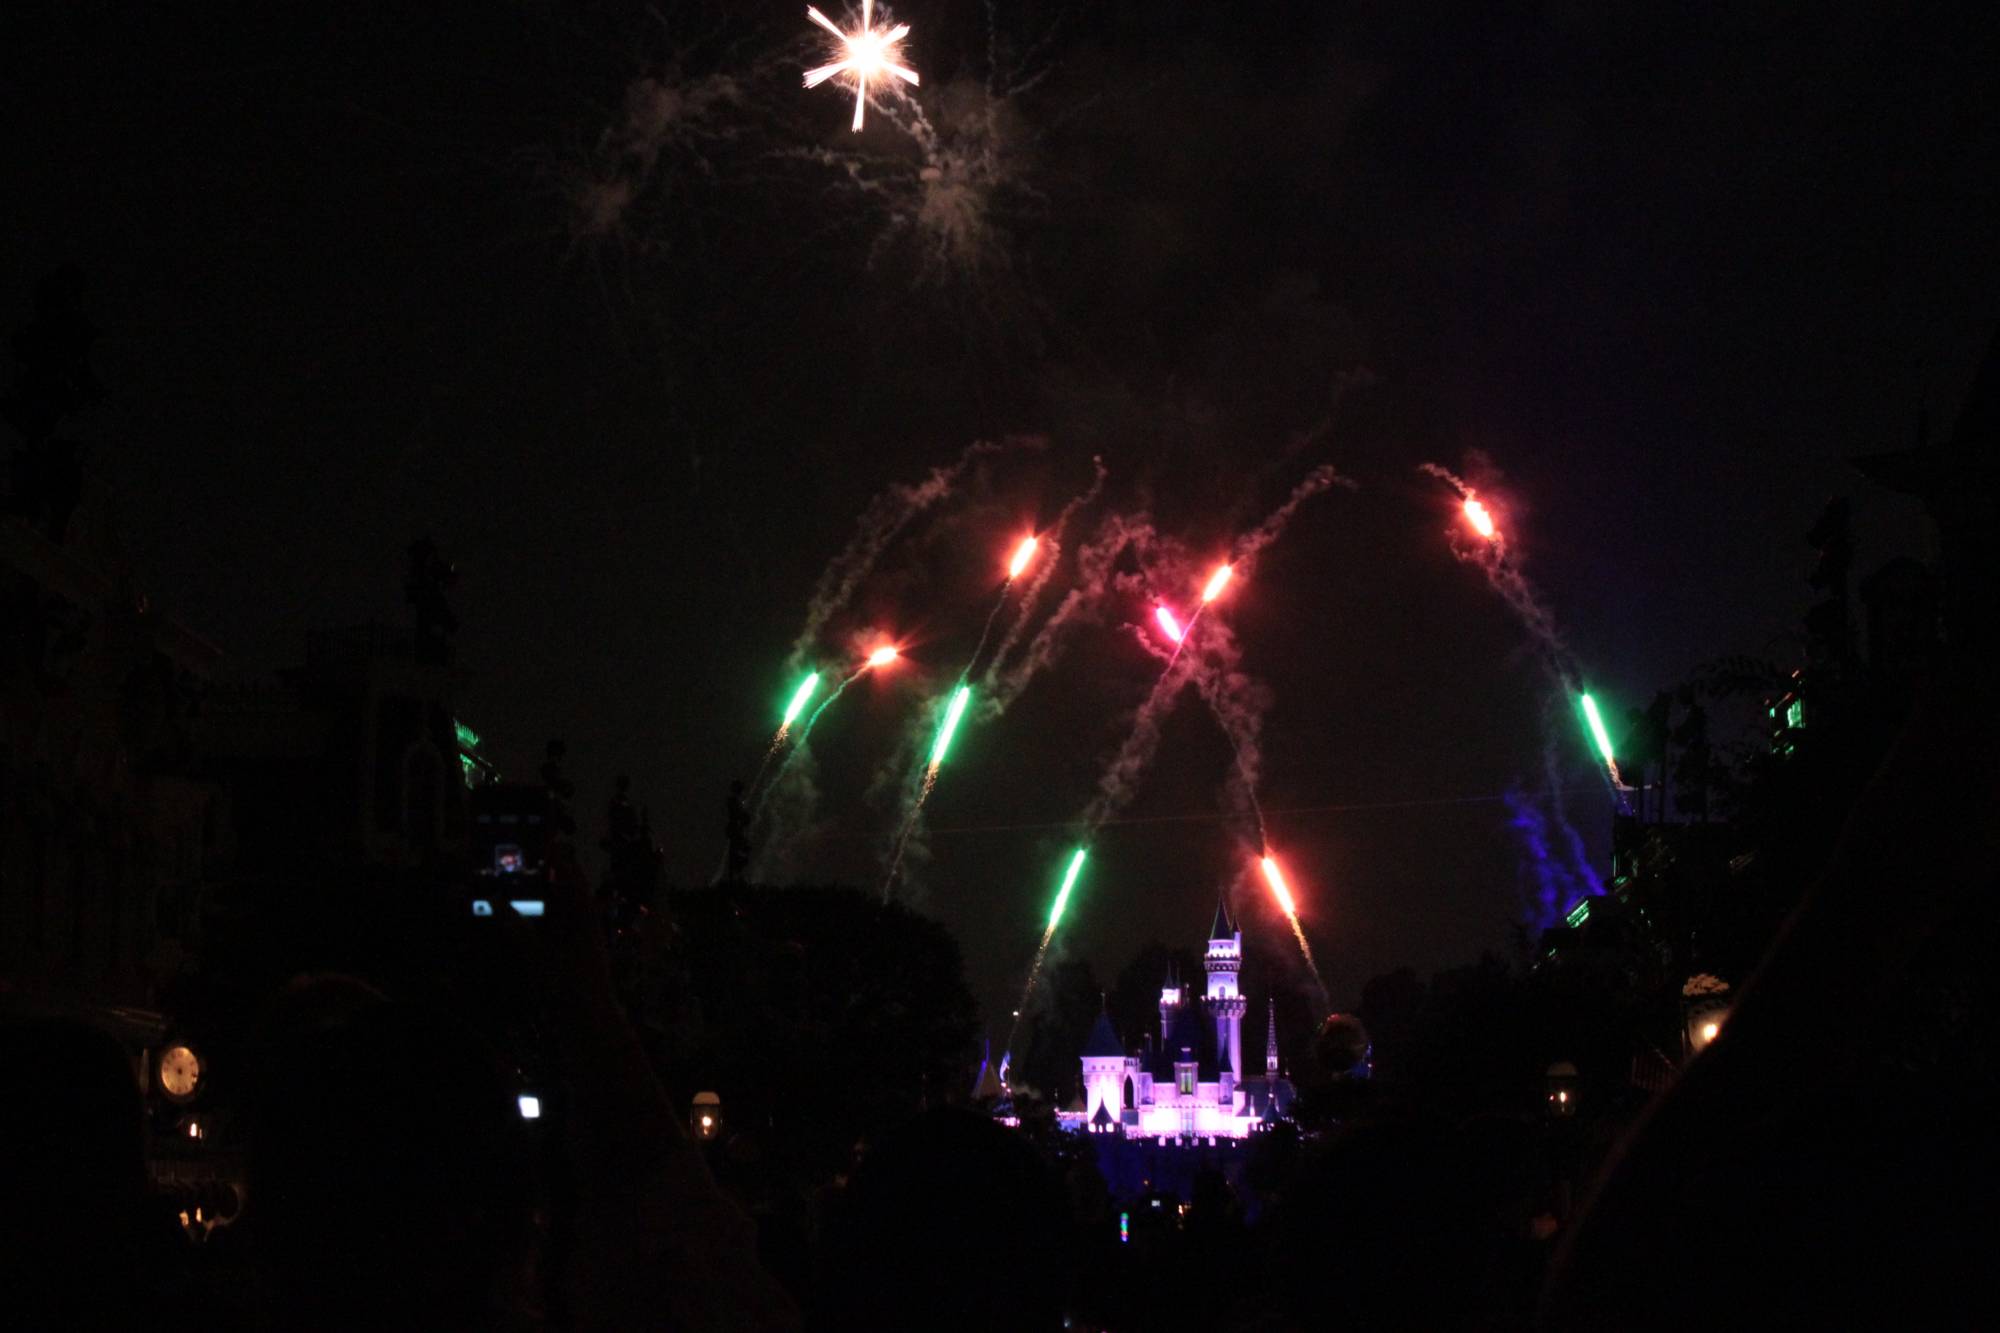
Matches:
[1007,536,1039,581]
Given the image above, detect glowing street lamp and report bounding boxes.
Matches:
[691,1090,723,1141]
[1545,1061,1579,1118]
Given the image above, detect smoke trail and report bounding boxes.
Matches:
[1539,699,1606,904]
[1233,463,1353,564]
[747,749,826,885]
[1187,622,1272,846]
[786,436,1042,674]
[1422,459,1628,839]
[754,661,868,819]
[1419,461,1578,692]
[1010,467,1351,1027]
[881,680,972,902]
[984,508,1157,716]
[982,456,1108,692]
[1091,463,1349,836]
[1192,640,1330,1005]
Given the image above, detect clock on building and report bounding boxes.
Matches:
[158,1044,203,1102]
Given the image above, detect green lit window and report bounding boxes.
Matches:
[1177,1068,1193,1096]
[1786,699,1805,730]
[1565,899,1591,929]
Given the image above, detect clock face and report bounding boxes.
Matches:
[160,1045,202,1100]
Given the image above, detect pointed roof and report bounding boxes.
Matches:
[970,1037,1004,1100]
[1082,1006,1126,1058]
[1208,891,1236,941]
[1091,1100,1116,1127]
[1853,326,2000,495]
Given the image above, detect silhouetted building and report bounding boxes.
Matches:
[196,622,485,876]
[0,507,223,1008]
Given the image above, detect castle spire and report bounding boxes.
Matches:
[1209,890,1236,942]
[1266,996,1279,1076]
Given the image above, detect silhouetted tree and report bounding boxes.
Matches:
[1015,958,1102,1107]
[2,265,99,540]
[404,536,458,665]
[1106,940,1201,1048]
[723,779,751,883]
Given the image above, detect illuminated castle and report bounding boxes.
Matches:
[1056,895,1295,1141]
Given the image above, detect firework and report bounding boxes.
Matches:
[1008,846,1091,1044]
[929,684,972,772]
[756,649,900,815]
[1154,604,1186,643]
[1046,847,1089,932]
[1578,692,1626,788]
[1423,461,1631,821]
[1258,852,1328,1004]
[1258,855,1297,916]
[1201,563,1234,603]
[804,1,920,133]
[1463,496,1498,541]
[883,682,973,899]
[1007,535,1039,581]
[751,669,825,792]
[782,673,821,729]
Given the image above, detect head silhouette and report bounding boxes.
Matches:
[0,1018,163,1328]
[248,978,535,1330]
[817,1108,1067,1331]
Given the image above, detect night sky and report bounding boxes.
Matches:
[7,1,1998,1029]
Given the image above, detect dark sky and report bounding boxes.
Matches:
[7,1,1998,1031]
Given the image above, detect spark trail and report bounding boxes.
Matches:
[980,462,1121,713]
[1187,619,1326,997]
[786,437,1035,677]
[1012,469,1348,1016]
[1259,854,1327,1006]
[882,682,972,900]
[1009,846,1090,1056]
[749,671,824,794]
[1419,462,1630,810]
[755,647,899,817]
[877,515,1066,901]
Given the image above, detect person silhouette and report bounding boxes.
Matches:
[814,1108,1067,1331]
[0,1018,184,1331]
[246,981,538,1331]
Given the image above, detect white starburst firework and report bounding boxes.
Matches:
[803,1,919,132]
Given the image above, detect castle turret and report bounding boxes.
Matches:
[1159,960,1184,1035]
[1266,996,1280,1076]
[1205,893,1246,1080]
[1080,1002,1128,1123]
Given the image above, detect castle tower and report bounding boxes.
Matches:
[1159,960,1184,1036]
[1266,996,1280,1076]
[1080,1002,1128,1123]
[1205,893,1246,1079]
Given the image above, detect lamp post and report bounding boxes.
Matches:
[1681,974,1732,1059]
[691,1090,722,1142]
[1545,1061,1579,1118]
